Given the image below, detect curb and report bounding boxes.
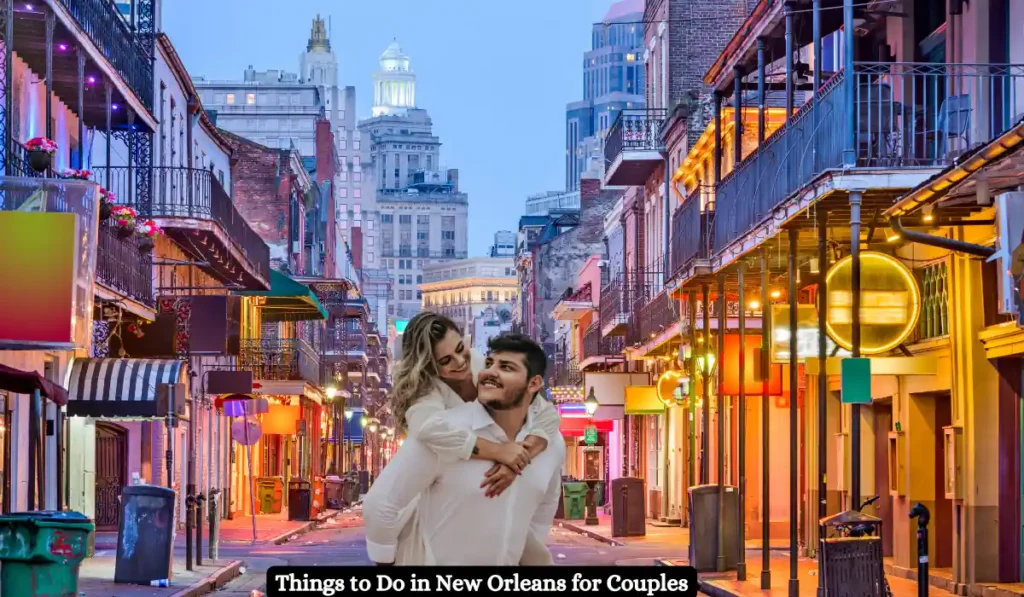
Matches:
[168,560,243,597]
[271,510,345,545]
[555,520,625,547]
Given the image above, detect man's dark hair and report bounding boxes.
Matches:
[487,333,547,381]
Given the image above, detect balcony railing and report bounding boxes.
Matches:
[600,275,627,334]
[560,283,593,304]
[604,109,668,171]
[323,333,368,356]
[625,268,669,347]
[552,357,582,387]
[95,221,154,307]
[582,323,624,361]
[56,0,154,108]
[670,186,715,280]
[714,62,1024,255]
[632,289,681,347]
[239,338,320,383]
[101,166,270,281]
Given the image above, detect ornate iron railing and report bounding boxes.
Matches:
[604,109,667,171]
[99,166,270,281]
[239,338,320,383]
[600,274,627,331]
[95,221,154,307]
[553,357,582,387]
[582,323,624,361]
[561,283,593,304]
[670,185,715,279]
[56,0,154,108]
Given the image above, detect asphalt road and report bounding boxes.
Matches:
[212,519,689,595]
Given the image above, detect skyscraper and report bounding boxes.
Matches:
[565,0,646,190]
[359,41,469,320]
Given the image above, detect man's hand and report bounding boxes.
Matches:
[493,442,530,473]
[481,463,517,498]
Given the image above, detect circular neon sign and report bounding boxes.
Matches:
[824,251,921,355]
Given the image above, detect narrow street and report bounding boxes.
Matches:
[209,518,690,596]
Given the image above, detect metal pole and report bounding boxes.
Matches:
[850,191,863,508]
[2,0,13,175]
[812,0,823,172]
[843,0,856,167]
[716,274,727,573]
[195,406,204,567]
[77,50,85,169]
[785,3,795,120]
[760,248,772,589]
[44,9,53,158]
[714,94,723,183]
[701,283,711,485]
[757,38,766,146]
[244,417,256,543]
[737,262,747,581]
[817,208,829,597]
[689,294,698,491]
[788,229,799,597]
[734,67,743,167]
[185,400,194,571]
[165,414,173,488]
[55,407,63,511]
[104,82,112,189]
[27,390,39,510]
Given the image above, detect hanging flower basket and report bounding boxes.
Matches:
[61,168,92,180]
[24,137,57,173]
[98,187,117,221]
[136,219,162,254]
[111,205,137,239]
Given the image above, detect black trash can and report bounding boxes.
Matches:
[687,484,740,572]
[288,480,312,521]
[114,485,176,585]
[819,510,886,597]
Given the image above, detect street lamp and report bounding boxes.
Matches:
[367,417,380,433]
[344,407,354,421]
[325,386,338,400]
[584,387,599,416]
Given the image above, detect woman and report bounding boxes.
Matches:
[387,312,562,565]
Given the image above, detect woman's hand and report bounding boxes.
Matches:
[493,441,530,473]
[481,463,517,498]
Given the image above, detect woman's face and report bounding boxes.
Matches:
[433,328,471,382]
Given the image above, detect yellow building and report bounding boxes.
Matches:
[418,257,518,341]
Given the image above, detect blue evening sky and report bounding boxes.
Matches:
[163,0,614,257]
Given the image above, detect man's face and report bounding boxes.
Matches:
[478,351,539,410]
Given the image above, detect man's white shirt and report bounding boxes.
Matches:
[363,399,566,565]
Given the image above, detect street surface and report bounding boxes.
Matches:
[210,518,690,596]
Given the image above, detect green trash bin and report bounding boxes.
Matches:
[257,476,284,514]
[0,510,95,597]
[562,482,588,520]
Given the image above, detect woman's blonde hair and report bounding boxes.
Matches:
[390,311,462,431]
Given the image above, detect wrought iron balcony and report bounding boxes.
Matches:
[239,338,320,384]
[600,274,629,336]
[582,323,624,363]
[625,268,668,347]
[631,289,681,349]
[604,109,667,186]
[714,62,1024,256]
[670,185,715,281]
[552,357,582,387]
[95,220,154,307]
[100,166,270,289]
[53,0,154,109]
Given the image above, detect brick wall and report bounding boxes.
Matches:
[224,132,292,270]
[315,120,337,278]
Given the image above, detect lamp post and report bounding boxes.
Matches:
[325,386,338,475]
[344,406,354,474]
[584,387,600,526]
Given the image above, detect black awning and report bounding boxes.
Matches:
[65,358,188,418]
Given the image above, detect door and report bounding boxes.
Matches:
[873,403,894,556]
[94,423,127,531]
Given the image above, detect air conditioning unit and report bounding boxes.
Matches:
[993,191,1024,315]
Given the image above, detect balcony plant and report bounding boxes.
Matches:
[111,205,137,239]
[135,219,163,254]
[24,137,57,173]
[97,188,117,220]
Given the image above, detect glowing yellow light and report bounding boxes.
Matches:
[656,369,686,407]
[887,233,901,243]
[696,353,716,374]
[770,290,782,299]
[922,214,934,222]
[748,299,761,311]
[824,251,921,355]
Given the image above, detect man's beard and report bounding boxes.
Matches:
[482,386,529,411]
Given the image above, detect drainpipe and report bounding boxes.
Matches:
[890,218,995,257]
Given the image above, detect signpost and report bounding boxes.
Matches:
[841,358,872,404]
[584,425,598,446]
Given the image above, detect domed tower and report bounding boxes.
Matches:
[372,39,416,117]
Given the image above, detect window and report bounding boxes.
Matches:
[225,93,237,105]
[367,237,374,247]
[417,291,422,299]
[339,171,348,182]
[381,214,392,224]
[353,205,361,215]
[416,275,422,284]
[367,252,374,262]
[417,215,430,225]
[246,93,256,105]
[353,141,360,150]
[367,220,374,230]
[354,189,361,199]
[339,188,348,198]
[354,172,362,182]
[399,215,412,224]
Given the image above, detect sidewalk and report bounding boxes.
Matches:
[93,508,348,551]
[76,558,242,597]
[556,514,788,550]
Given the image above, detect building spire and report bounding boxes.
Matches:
[307,14,330,52]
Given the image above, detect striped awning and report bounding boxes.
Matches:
[65,358,189,418]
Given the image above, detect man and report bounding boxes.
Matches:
[363,334,566,565]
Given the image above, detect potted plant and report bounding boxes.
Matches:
[97,187,116,220]
[111,205,137,239]
[135,219,162,253]
[24,137,57,173]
